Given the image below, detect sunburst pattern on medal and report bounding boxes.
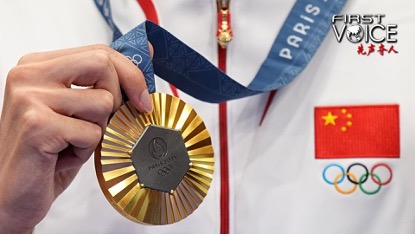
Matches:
[95,93,214,225]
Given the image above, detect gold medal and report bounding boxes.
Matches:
[95,93,214,225]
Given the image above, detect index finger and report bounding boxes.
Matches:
[18,44,154,113]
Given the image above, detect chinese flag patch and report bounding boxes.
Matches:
[315,104,399,159]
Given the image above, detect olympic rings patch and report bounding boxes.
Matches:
[322,163,392,195]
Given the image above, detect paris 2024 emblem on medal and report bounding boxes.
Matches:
[95,93,214,225]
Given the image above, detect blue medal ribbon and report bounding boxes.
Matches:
[95,0,347,103]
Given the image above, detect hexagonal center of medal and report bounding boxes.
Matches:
[131,125,190,193]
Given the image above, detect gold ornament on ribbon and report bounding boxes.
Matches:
[95,93,214,225]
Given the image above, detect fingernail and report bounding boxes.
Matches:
[139,90,153,113]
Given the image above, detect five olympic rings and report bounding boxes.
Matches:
[322,163,393,195]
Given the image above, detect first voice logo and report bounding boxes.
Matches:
[331,14,398,56]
